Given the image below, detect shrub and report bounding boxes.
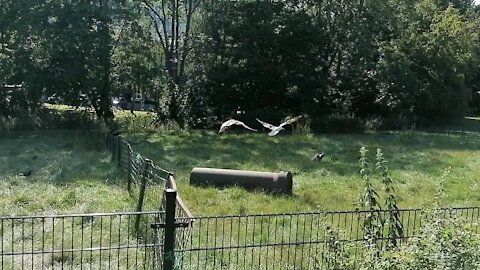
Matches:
[310,114,364,133]
[0,108,102,131]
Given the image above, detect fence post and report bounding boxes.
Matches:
[135,159,151,231]
[163,188,177,270]
[127,144,132,192]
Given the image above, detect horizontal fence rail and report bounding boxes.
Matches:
[0,211,164,270]
[3,207,478,269]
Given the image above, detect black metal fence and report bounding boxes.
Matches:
[0,211,163,269]
[3,199,479,269]
[107,132,194,269]
[172,207,480,269]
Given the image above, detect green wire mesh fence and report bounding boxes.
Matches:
[107,132,194,269]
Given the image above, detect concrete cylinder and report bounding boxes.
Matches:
[190,167,292,195]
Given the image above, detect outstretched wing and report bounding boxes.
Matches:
[279,115,302,128]
[268,127,283,136]
[256,118,276,130]
[237,121,258,131]
[219,119,257,133]
[219,119,234,133]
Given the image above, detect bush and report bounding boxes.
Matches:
[310,114,365,133]
[369,212,480,270]
[115,112,158,133]
[0,108,102,131]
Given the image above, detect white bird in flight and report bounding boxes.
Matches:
[219,119,258,133]
[256,116,302,136]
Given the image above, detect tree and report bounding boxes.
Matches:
[111,19,163,100]
[376,1,476,124]
[0,0,131,122]
[141,0,202,123]
[189,1,330,122]
[0,0,48,118]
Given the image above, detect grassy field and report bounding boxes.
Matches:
[0,131,136,216]
[2,117,480,217]
[2,118,480,268]
[0,131,163,269]
[125,118,480,215]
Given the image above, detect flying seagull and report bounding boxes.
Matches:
[219,119,258,133]
[256,116,302,136]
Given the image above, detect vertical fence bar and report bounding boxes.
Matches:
[135,159,151,232]
[163,189,177,270]
[127,144,133,192]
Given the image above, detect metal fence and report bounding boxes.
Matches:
[0,211,163,269]
[174,207,480,269]
[106,132,193,220]
[0,132,195,270]
[107,132,194,269]
[4,199,479,269]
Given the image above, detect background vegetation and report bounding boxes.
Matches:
[2,0,480,130]
[3,0,480,268]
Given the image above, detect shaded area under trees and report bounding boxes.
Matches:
[2,0,480,130]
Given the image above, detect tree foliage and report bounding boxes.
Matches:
[186,0,479,128]
[1,0,479,129]
[1,0,131,121]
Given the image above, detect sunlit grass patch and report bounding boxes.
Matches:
[125,118,480,214]
[0,131,135,215]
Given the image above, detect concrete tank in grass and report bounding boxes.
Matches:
[189,167,293,195]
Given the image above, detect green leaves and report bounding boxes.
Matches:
[2,0,480,127]
[187,0,479,128]
[359,147,404,251]
[376,1,477,123]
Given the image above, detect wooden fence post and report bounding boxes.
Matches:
[135,159,151,231]
[127,144,133,192]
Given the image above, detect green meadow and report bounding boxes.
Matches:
[125,118,480,215]
[0,131,132,215]
[2,118,480,216]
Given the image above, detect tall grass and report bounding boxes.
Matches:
[124,117,480,214]
[0,131,135,215]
